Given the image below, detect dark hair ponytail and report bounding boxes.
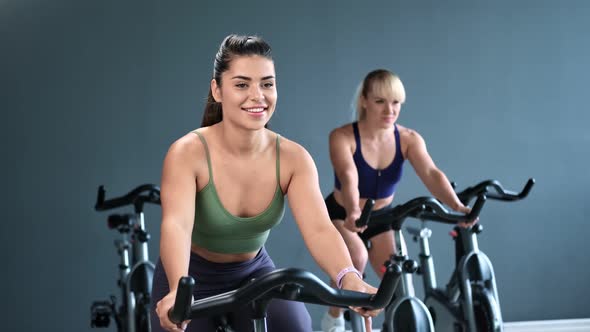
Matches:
[200,34,273,127]
[201,89,223,127]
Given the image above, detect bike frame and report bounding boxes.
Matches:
[121,211,155,332]
[407,178,534,332]
[379,229,434,332]
[92,184,160,332]
[411,223,502,332]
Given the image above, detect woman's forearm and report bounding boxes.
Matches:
[424,170,463,210]
[159,220,192,291]
[303,225,356,281]
[339,170,361,215]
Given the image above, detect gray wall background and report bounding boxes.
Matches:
[2,0,589,330]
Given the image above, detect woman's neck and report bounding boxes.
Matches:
[358,119,393,142]
[215,121,269,156]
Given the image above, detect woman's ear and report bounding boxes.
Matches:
[359,95,367,111]
[211,79,222,102]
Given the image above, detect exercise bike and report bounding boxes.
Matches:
[168,265,401,332]
[90,184,161,332]
[406,178,535,332]
[353,194,486,332]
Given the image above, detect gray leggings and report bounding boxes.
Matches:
[150,247,312,332]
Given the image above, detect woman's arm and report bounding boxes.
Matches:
[329,128,363,230]
[159,137,199,291]
[155,135,201,331]
[405,130,466,211]
[285,141,364,286]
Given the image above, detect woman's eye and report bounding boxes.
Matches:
[235,83,247,88]
[263,82,274,88]
[375,100,384,104]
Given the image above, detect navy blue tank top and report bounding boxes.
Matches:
[334,122,405,199]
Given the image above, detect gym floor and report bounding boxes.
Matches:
[314,318,590,332]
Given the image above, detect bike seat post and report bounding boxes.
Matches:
[133,212,150,263]
[417,226,437,292]
[392,229,418,298]
[393,228,408,258]
[115,239,131,283]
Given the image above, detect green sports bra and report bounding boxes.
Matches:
[191,131,285,254]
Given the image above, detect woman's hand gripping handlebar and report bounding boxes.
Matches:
[354,199,375,228]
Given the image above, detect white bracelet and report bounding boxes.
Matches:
[336,266,362,289]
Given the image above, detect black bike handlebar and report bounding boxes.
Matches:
[456,178,535,204]
[354,199,375,228]
[169,266,401,324]
[95,184,161,212]
[356,195,486,228]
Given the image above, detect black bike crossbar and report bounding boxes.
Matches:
[456,178,535,203]
[356,195,486,229]
[95,184,161,212]
[169,266,401,324]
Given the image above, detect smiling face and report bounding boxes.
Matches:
[211,55,277,130]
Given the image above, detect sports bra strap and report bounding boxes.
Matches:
[352,122,361,149]
[193,131,280,184]
[275,134,281,184]
[193,131,213,179]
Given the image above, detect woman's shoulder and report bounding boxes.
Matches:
[329,122,356,142]
[274,132,308,158]
[331,122,355,134]
[396,124,422,141]
[166,128,209,161]
[271,132,318,173]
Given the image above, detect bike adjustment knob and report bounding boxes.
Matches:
[402,259,419,274]
[472,224,483,234]
[138,231,151,242]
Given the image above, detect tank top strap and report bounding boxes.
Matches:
[352,122,362,150]
[275,134,281,184]
[192,131,213,180]
[393,124,402,158]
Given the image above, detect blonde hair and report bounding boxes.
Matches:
[355,69,406,121]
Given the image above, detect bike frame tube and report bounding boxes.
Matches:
[133,212,150,263]
[393,230,417,297]
[126,290,137,332]
[252,318,267,332]
[115,238,131,288]
[414,226,437,292]
[114,237,133,332]
[348,312,367,332]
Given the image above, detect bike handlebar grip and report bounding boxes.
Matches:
[467,195,486,220]
[95,186,106,210]
[355,199,375,228]
[169,277,195,324]
[518,178,535,199]
[370,263,402,308]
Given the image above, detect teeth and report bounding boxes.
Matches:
[245,107,265,113]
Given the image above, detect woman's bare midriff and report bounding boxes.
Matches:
[191,244,259,263]
[333,189,394,212]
